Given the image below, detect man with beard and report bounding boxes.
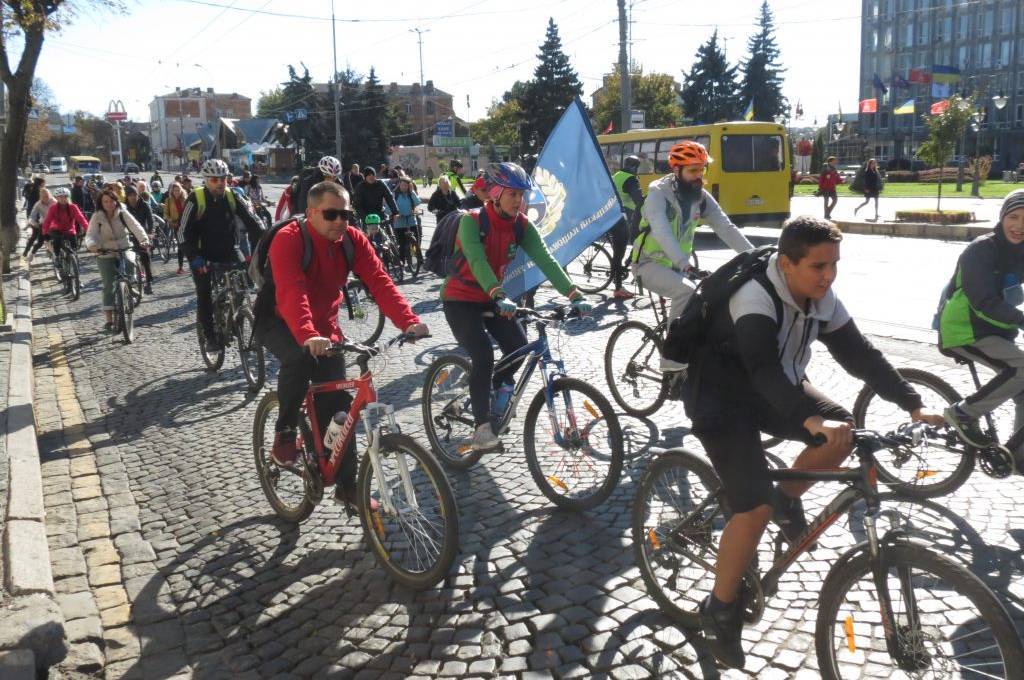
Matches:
[631,140,753,376]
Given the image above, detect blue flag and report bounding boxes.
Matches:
[502,97,623,299]
[872,73,889,94]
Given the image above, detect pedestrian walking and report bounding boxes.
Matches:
[853,158,883,221]
[24,187,55,261]
[817,156,842,220]
[427,176,461,220]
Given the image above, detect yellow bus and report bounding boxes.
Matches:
[597,121,791,228]
[68,155,102,178]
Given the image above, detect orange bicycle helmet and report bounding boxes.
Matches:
[667,140,710,169]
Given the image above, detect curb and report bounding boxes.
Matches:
[834,219,989,241]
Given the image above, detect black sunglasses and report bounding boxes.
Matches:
[319,208,354,222]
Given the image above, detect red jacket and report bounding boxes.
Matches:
[269,220,419,344]
[275,186,294,221]
[444,204,520,303]
[42,202,88,236]
[818,166,843,192]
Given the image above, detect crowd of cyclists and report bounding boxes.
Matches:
[19,140,1024,675]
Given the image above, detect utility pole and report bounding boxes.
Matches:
[411,28,429,176]
[617,0,631,133]
[331,0,342,159]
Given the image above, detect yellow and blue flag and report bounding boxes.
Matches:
[931,65,961,84]
[894,99,915,115]
[742,100,754,121]
[503,97,623,299]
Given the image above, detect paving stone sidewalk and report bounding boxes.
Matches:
[24,220,1024,679]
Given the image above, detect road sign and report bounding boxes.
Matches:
[282,111,294,123]
[294,108,308,121]
[630,109,645,130]
[433,135,470,148]
[105,111,127,122]
[434,120,454,137]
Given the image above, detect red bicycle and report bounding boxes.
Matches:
[253,333,459,589]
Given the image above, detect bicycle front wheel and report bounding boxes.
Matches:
[67,255,81,301]
[816,542,1024,679]
[604,320,668,417]
[197,323,225,371]
[235,307,265,392]
[115,281,134,343]
[632,448,727,627]
[158,234,171,263]
[566,242,614,294]
[853,367,974,499]
[523,377,624,510]
[422,355,482,470]
[340,280,384,345]
[358,433,459,590]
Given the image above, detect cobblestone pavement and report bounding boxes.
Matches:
[28,222,1024,679]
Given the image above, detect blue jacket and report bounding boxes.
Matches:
[393,191,421,229]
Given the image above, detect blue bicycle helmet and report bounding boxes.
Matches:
[484,162,531,191]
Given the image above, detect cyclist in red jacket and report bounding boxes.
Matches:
[257,181,428,507]
[42,187,88,254]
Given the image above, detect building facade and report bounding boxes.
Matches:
[859,0,1024,170]
[149,87,251,170]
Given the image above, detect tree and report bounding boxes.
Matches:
[22,114,52,161]
[516,19,583,153]
[1,1,122,274]
[277,64,331,162]
[738,1,787,122]
[593,68,682,132]
[357,67,394,167]
[473,98,522,148]
[256,87,286,117]
[680,31,741,124]
[917,94,975,211]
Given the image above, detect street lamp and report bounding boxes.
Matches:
[971,110,985,197]
[955,95,973,192]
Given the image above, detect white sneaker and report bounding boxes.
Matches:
[470,423,501,453]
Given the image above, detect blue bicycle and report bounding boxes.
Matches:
[422,306,624,510]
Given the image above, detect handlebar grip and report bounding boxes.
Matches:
[809,433,828,447]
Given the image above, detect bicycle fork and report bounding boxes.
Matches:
[362,402,418,516]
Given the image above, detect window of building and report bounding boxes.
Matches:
[1019,37,1024,65]
[1016,103,1023,124]
[980,9,994,36]
[1001,5,1016,33]
[957,15,970,40]
[938,16,952,41]
[902,23,913,47]
[918,20,930,44]
[998,39,1012,67]
[880,112,890,129]
[405,103,411,114]
[976,42,992,68]
[1018,72,1024,95]
[935,46,953,66]
[884,26,892,47]
[426,101,435,115]
[898,53,912,73]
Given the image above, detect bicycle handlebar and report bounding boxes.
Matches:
[482,305,585,322]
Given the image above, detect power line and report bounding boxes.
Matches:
[169,0,571,23]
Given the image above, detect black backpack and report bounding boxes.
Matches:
[662,245,781,364]
[249,216,354,328]
[293,167,324,215]
[424,208,524,279]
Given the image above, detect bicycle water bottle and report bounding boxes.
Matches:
[323,411,348,450]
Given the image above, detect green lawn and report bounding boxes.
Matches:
[793,180,1020,200]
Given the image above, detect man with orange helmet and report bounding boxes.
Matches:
[632,140,752,372]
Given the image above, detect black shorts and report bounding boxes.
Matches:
[692,380,852,514]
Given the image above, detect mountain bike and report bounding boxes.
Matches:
[365,217,405,284]
[50,237,81,300]
[197,262,265,392]
[853,364,1018,499]
[633,427,1024,678]
[422,306,624,510]
[99,248,137,344]
[252,333,459,589]
[150,216,176,264]
[399,212,423,278]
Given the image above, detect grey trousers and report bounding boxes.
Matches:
[948,335,1024,431]
[632,260,696,371]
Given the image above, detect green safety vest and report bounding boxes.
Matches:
[612,170,636,211]
[193,185,236,220]
[631,189,705,267]
[443,172,467,197]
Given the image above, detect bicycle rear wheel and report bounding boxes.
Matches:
[566,242,614,294]
[816,542,1024,679]
[235,307,265,392]
[252,391,317,522]
[422,355,482,470]
[358,433,459,590]
[340,280,384,345]
[157,233,171,263]
[52,251,65,285]
[604,320,668,417]
[405,243,422,277]
[853,367,974,499]
[632,448,727,627]
[67,254,81,301]
[523,377,624,510]
[197,323,225,371]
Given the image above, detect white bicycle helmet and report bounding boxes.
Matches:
[53,187,71,198]
[201,159,229,178]
[318,155,342,177]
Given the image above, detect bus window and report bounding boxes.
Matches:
[655,136,712,173]
[721,134,785,172]
[602,143,623,171]
[638,141,656,173]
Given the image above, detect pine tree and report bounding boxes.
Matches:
[517,19,583,154]
[280,65,331,161]
[738,1,788,122]
[680,31,741,124]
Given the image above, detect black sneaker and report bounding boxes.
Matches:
[699,595,745,669]
[943,405,993,448]
[664,369,687,401]
[771,486,814,550]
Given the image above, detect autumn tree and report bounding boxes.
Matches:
[593,69,682,132]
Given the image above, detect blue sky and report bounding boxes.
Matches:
[28,0,860,125]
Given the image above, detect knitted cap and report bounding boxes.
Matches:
[1000,189,1024,222]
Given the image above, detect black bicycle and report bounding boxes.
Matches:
[566,231,616,294]
[339,279,384,346]
[633,427,1024,678]
[150,216,176,264]
[198,263,265,392]
[99,249,137,344]
[51,238,81,300]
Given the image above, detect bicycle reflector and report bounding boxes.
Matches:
[647,528,662,551]
[844,615,857,653]
[915,470,938,480]
[583,400,599,419]
[434,369,449,387]
[546,476,568,491]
